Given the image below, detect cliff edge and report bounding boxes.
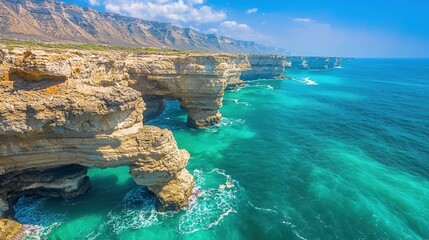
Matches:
[0,44,287,224]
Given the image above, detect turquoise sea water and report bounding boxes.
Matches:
[14,59,429,239]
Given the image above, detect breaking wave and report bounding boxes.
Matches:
[224,98,252,107]
[290,77,319,86]
[105,187,173,234]
[178,169,243,234]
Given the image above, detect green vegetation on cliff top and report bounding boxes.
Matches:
[0,39,196,53]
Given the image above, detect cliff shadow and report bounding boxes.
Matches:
[145,99,189,130]
[9,69,66,91]
[11,167,145,226]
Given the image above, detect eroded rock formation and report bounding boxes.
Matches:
[0,45,289,222]
[0,45,251,218]
[240,55,288,80]
[0,47,249,127]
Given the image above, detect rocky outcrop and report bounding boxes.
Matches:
[0,0,287,55]
[0,71,194,212]
[0,45,250,218]
[240,55,288,80]
[0,199,8,219]
[0,44,294,221]
[287,56,343,70]
[0,219,24,240]
[0,165,91,217]
[0,46,249,128]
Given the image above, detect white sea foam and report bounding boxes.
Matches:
[177,169,242,234]
[302,77,319,85]
[91,168,242,236]
[105,187,173,234]
[229,87,244,92]
[248,201,279,215]
[290,77,319,86]
[12,168,242,237]
[224,98,252,107]
[248,201,308,240]
[219,118,245,127]
[206,117,246,133]
[14,196,65,240]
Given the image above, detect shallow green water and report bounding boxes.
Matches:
[14,59,429,239]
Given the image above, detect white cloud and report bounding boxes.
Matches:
[220,21,251,30]
[105,3,120,13]
[216,20,272,43]
[290,17,312,23]
[89,0,273,45]
[88,0,100,5]
[205,28,219,34]
[246,8,258,14]
[96,0,227,25]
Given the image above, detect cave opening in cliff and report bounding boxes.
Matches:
[6,165,159,223]
[145,99,189,129]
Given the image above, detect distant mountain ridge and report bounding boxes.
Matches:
[0,0,287,54]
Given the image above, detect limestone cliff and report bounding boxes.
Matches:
[0,45,252,218]
[0,46,249,128]
[0,44,289,223]
[240,55,288,80]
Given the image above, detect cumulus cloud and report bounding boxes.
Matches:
[94,0,227,25]
[205,28,219,34]
[246,8,258,14]
[216,20,273,42]
[88,0,100,5]
[220,21,251,30]
[290,17,312,23]
[88,0,272,44]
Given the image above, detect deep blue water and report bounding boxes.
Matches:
[14,59,429,239]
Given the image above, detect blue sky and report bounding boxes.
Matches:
[64,0,429,57]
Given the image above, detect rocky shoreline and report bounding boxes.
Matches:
[0,45,287,228]
[0,44,350,238]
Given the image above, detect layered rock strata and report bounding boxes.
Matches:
[0,47,250,127]
[0,165,91,216]
[240,55,288,80]
[0,45,297,221]
[0,73,193,213]
[0,45,251,217]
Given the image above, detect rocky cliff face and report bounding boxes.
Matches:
[0,45,252,217]
[240,55,288,80]
[0,46,249,128]
[0,0,286,54]
[287,56,343,70]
